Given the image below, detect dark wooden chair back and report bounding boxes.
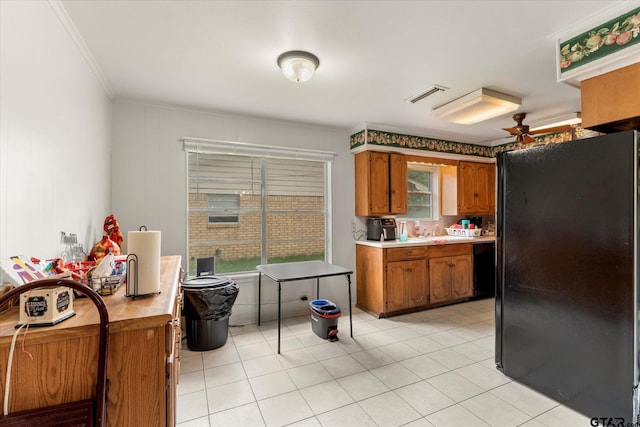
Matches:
[0,279,109,427]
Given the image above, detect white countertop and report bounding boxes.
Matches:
[355,235,496,248]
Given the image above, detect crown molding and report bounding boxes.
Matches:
[48,0,115,99]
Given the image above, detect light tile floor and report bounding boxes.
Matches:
[176,299,591,427]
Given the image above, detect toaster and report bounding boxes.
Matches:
[367,218,397,241]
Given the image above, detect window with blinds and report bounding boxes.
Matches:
[187,148,330,275]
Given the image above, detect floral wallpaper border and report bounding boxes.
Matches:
[559,6,640,75]
[350,128,592,158]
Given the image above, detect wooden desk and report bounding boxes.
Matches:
[0,255,182,427]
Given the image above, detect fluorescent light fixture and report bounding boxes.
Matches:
[432,88,521,125]
[530,112,581,131]
[277,50,320,83]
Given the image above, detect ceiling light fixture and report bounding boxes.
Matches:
[530,112,582,131]
[277,50,320,83]
[432,88,521,125]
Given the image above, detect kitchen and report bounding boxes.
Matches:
[2,1,640,426]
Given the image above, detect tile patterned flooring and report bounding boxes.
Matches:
[176,299,591,427]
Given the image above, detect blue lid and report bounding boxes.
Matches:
[309,299,340,314]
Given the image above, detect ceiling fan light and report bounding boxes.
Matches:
[277,50,320,83]
[432,88,521,125]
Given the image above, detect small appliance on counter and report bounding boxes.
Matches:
[367,217,397,241]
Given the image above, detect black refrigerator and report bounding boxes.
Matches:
[496,130,639,421]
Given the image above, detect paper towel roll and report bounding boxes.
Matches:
[127,229,161,296]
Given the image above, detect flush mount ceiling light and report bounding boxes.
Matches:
[432,88,521,125]
[277,50,320,83]
[530,112,582,131]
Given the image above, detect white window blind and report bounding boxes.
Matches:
[183,137,335,275]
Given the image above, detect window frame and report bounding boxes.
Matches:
[183,137,336,274]
[402,162,440,221]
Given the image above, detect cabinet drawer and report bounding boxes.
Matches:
[429,243,472,258]
[386,246,428,261]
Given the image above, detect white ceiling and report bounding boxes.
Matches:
[61,0,637,146]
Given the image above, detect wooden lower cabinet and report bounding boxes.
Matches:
[386,259,428,312]
[429,257,453,304]
[451,255,473,299]
[356,243,473,317]
[429,254,473,304]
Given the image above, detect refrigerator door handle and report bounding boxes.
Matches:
[495,151,505,371]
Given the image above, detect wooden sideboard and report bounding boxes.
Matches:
[0,255,182,427]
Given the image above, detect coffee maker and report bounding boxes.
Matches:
[367,218,397,241]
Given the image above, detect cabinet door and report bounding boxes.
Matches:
[474,163,492,213]
[167,293,182,427]
[369,152,390,215]
[429,257,452,304]
[406,260,428,308]
[451,255,473,299]
[390,153,408,214]
[386,261,408,312]
[457,162,477,214]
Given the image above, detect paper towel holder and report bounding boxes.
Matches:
[125,253,161,299]
[125,225,162,300]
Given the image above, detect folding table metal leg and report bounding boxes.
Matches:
[347,274,353,337]
[278,281,282,354]
[258,273,262,326]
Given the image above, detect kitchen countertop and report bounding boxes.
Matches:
[355,235,496,248]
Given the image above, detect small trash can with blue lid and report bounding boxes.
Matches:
[309,299,341,341]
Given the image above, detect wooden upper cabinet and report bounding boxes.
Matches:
[581,62,640,133]
[457,162,477,214]
[390,153,408,214]
[355,151,408,216]
[441,161,495,216]
[474,162,494,213]
[369,152,391,214]
[457,161,495,215]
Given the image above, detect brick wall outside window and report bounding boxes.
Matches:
[189,193,324,262]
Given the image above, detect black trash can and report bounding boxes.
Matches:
[309,299,341,341]
[182,275,239,351]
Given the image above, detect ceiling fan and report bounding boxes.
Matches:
[502,112,573,144]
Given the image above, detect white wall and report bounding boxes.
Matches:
[0,1,112,279]
[111,101,355,324]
